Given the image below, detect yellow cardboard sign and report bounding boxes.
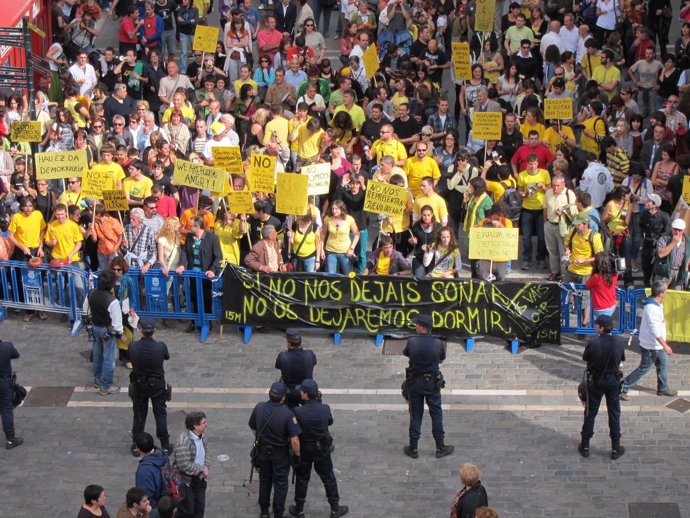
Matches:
[193,25,219,53]
[681,176,690,204]
[28,22,46,38]
[474,0,495,32]
[102,190,129,211]
[11,121,42,142]
[249,154,276,193]
[472,112,503,140]
[363,181,409,217]
[544,98,574,120]
[468,227,519,261]
[451,42,472,81]
[212,146,243,174]
[300,162,331,196]
[35,150,88,180]
[226,190,255,214]
[173,159,225,193]
[362,43,380,80]
[81,168,111,198]
[276,173,309,216]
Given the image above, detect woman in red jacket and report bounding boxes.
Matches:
[585,252,619,322]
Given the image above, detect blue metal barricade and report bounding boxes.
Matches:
[559,283,628,336]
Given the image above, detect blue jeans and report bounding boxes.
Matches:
[521,209,546,263]
[312,1,332,37]
[622,348,670,393]
[408,378,444,443]
[162,29,177,60]
[293,255,316,272]
[92,325,117,389]
[593,306,616,319]
[179,33,193,74]
[0,376,15,439]
[325,252,353,274]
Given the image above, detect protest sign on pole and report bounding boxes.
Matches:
[81,168,111,198]
[102,190,129,211]
[276,173,309,215]
[300,162,331,196]
[193,25,219,53]
[212,146,243,174]
[226,190,255,214]
[363,181,408,216]
[451,42,472,81]
[543,98,574,120]
[173,159,226,193]
[11,121,42,142]
[468,227,519,261]
[471,112,503,140]
[474,0,495,32]
[35,150,88,180]
[248,154,276,193]
[362,43,380,80]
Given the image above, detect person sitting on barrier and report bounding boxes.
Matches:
[245,225,287,274]
[7,195,47,322]
[176,215,223,334]
[364,234,412,276]
[423,226,463,279]
[179,196,215,246]
[408,205,441,279]
[288,212,320,272]
[46,204,84,267]
[320,200,360,275]
[93,204,124,271]
[476,204,513,282]
[585,252,619,322]
[122,208,157,273]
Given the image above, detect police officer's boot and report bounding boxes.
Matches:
[330,504,349,517]
[435,440,454,459]
[403,439,419,459]
[611,441,625,460]
[578,436,590,458]
[5,435,23,450]
[288,504,305,518]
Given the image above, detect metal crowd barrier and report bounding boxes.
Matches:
[0,262,657,349]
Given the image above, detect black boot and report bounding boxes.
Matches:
[331,505,349,518]
[5,436,24,450]
[288,504,304,518]
[185,322,196,333]
[611,441,625,460]
[435,441,454,458]
[578,438,590,458]
[403,439,418,459]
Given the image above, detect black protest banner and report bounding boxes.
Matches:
[223,267,561,343]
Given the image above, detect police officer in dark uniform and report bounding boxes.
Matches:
[403,314,454,459]
[275,330,317,408]
[0,338,22,449]
[289,379,348,518]
[579,314,627,461]
[128,318,171,456]
[249,382,302,518]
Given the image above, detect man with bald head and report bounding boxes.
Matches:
[419,39,449,84]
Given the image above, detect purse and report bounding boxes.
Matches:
[11,373,27,408]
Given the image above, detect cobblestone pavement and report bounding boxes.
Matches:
[1,314,689,518]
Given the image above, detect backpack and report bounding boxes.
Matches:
[141,458,186,506]
[498,181,522,226]
[587,211,612,252]
[568,227,597,257]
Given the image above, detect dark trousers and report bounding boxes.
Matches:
[182,476,207,518]
[132,392,170,449]
[258,446,290,517]
[521,208,546,263]
[0,376,15,440]
[294,444,339,508]
[408,378,444,443]
[190,277,213,315]
[641,247,655,287]
[581,375,622,442]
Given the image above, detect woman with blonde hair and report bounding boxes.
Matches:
[449,463,489,518]
[157,217,182,277]
[248,107,271,148]
[214,203,247,265]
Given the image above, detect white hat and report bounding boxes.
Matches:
[672,219,687,231]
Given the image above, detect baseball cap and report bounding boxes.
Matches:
[672,218,687,231]
[647,193,662,207]
[572,214,591,226]
[594,314,614,329]
[296,379,319,394]
[415,314,433,329]
[269,382,288,397]
[138,318,156,332]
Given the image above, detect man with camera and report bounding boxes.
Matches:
[578,314,627,460]
[128,318,171,456]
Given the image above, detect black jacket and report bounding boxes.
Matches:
[179,230,223,275]
[273,2,297,35]
[0,340,20,377]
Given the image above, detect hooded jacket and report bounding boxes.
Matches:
[135,449,169,509]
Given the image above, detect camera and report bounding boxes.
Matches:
[526,184,538,197]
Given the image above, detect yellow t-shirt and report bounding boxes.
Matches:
[332,104,366,131]
[390,93,408,118]
[292,223,318,258]
[375,251,391,275]
[324,215,355,253]
[404,156,441,198]
[370,139,407,165]
[296,124,324,159]
[582,52,601,79]
[8,210,46,248]
[234,79,258,97]
[486,177,517,202]
[414,192,448,223]
[58,190,86,209]
[519,121,546,141]
[606,200,629,235]
[566,228,604,276]
[162,105,197,123]
[542,126,575,155]
[47,220,83,262]
[123,175,153,201]
[265,117,291,147]
[91,161,126,191]
[591,65,621,100]
[517,169,551,210]
[214,219,245,265]
[580,116,605,155]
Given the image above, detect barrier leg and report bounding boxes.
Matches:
[465,337,474,352]
[333,333,341,346]
[0,306,4,322]
[375,334,384,347]
[199,322,210,343]
[511,339,519,355]
[243,325,253,344]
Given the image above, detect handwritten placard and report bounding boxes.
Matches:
[173,159,225,193]
[300,162,331,196]
[474,0,495,32]
[363,181,408,216]
[11,121,42,142]
[81,168,111,198]
[193,25,219,53]
[544,98,574,120]
[102,190,129,211]
[226,190,255,214]
[451,42,472,81]
[472,112,503,140]
[35,150,88,180]
[212,146,243,174]
[362,43,380,80]
[468,227,519,261]
[276,173,309,215]
[249,154,276,193]
[682,176,690,204]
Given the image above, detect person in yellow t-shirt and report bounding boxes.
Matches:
[180,196,216,245]
[519,107,546,141]
[58,177,88,209]
[565,213,604,281]
[542,119,576,155]
[591,51,621,101]
[517,154,551,269]
[576,101,607,156]
[290,117,324,170]
[332,90,365,132]
[582,39,601,80]
[91,143,126,191]
[123,159,153,208]
[364,234,412,275]
[476,204,514,281]
[485,165,517,203]
[265,105,291,147]
[404,145,441,198]
[8,197,47,259]
[413,176,448,225]
[45,204,83,264]
[367,124,407,166]
[214,205,247,266]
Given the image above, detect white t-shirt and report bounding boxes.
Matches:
[595,0,617,30]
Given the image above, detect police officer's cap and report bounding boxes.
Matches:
[296,379,318,394]
[415,314,433,329]
[270,381,288,397]
[594,315,614,329]
[286,328,302,344]
[139,318,156,332]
